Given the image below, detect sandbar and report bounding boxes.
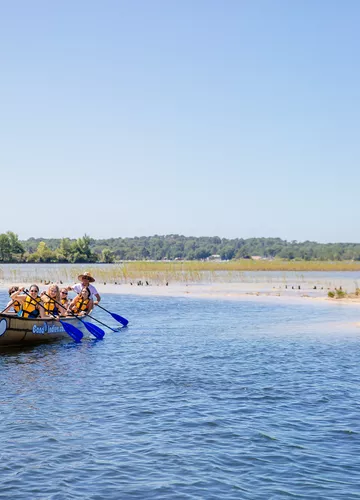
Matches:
[1,280,360,307]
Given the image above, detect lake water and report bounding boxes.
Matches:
[0,263,359,291]
[1,291,360,499]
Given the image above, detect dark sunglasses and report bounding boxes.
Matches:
[30,289,38,293]
[61,292,68,295]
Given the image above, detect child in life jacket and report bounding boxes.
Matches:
[67,287,93,316]
[41,284,67,317]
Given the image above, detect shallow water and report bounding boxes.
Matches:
[0,264,359,291]
[1,292,360,499]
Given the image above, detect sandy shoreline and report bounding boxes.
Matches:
[1,280,360,307]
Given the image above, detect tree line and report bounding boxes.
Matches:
[1,232,360,263]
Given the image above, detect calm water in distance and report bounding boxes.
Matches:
[1,290,360,499]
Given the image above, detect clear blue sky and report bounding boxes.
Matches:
[1,1,358,242]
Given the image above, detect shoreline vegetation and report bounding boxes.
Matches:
[0,262,360,308]
[0,260,360,301]
[1,260,360,283]
[1,232,360,306]
[2,232,360,266]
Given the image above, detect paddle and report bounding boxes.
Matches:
[46,294,121,333]
[95,303,129,326]
[23,290,83,343]
[43,292,105,340]
[1,299,18,314]
[85,313,119,332]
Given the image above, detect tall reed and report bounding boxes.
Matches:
[1,260,359,287]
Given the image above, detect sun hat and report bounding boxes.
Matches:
[77,271,95,283]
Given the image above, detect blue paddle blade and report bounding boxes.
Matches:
[113,326,126,332]
[59,320,83,342]
[110,312,129,326]
[82,320,105,340]
[96,304,129,326]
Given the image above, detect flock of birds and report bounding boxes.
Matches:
[38,279,341,291]
[39,279,168,286]
[283,285,324,290]
[128,280,168,286]
[273,285,344,291]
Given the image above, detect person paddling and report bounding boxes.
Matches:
[67,288,93,316]
[2,286,21,314]
[41,284,67,317]
[60,288,71,308]
[68,272,101,304]
[11,285,46,319]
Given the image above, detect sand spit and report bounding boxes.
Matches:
[1,280,360,307]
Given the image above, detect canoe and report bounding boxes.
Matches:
[0,312,88,347]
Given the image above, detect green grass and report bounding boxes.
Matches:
[1,259,360,286]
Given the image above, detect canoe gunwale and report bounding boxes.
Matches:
[0,312,86,323]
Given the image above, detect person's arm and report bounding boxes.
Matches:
[38,300,47,319]
[67,297,77,314]
[87,298,94,313]
[89,285,101,304]
[10,287,26,304]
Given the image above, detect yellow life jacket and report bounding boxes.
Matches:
[73,298,90,314]
[13,300,21,313]
[44,299,59,316]
[22,296,41,318]
[61,298,69,306]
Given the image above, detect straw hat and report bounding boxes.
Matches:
[78,271,95,283]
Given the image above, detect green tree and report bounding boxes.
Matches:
[194,247,211,260]
[35,241,56,262]
[0,234,11,261]
[101,248,115,263]
[7,231,24,257]
[235,246,251,259]
[70,234,98,262]
[56,238,73,262]
[220,245,236,260]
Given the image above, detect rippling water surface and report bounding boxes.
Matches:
[1,292,360,499]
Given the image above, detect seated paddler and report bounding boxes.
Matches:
[41,284,67,318]
[11,285,46,319]
[3,286,21,314]
[60,288,71,308]
[67,287,93,316]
